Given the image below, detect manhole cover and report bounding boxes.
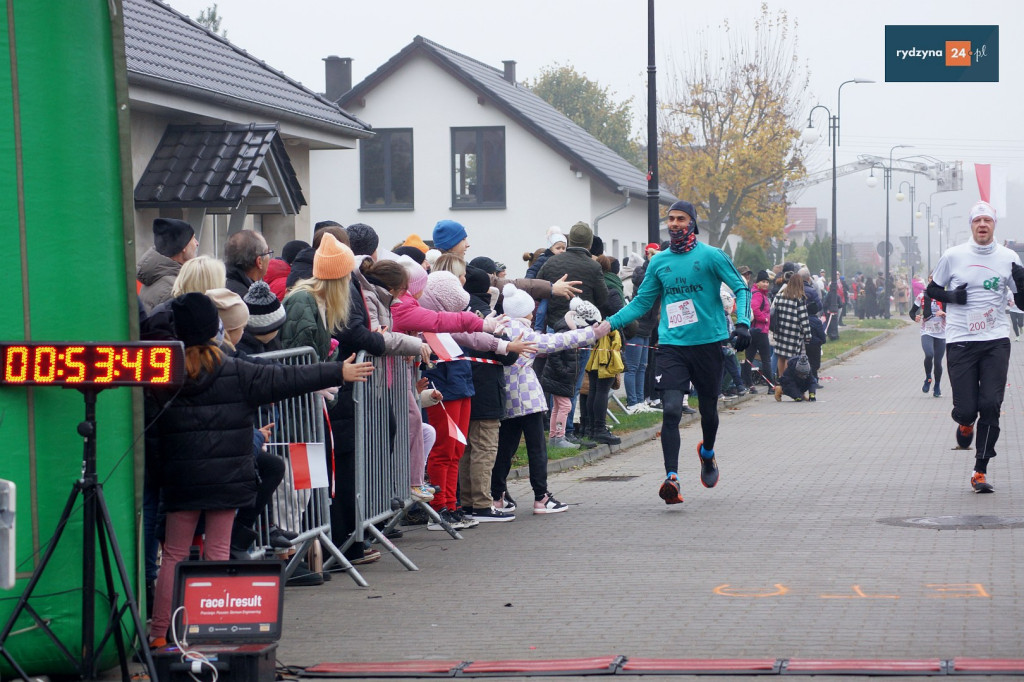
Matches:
[580,475,639,482]
[879,515,1024,530]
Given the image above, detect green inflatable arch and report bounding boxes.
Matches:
[1,0,141,676]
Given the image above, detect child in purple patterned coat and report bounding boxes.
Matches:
[491,285,608,514]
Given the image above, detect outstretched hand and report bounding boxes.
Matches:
[341,353,374,383]
[483,311,510,334]
[506,333,538,356]
[552,274,583,298]
[730,323,751,352]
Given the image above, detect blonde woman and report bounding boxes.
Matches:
[171,255,227,298]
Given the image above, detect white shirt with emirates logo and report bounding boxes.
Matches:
[931,240,1022,344]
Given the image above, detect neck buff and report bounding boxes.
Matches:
[669,226,698,254]
[970,238,996,256]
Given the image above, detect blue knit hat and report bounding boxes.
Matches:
[432,220,468,252]
[668,200,699,234]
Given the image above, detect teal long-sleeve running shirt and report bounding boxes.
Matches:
[608,242,751,346]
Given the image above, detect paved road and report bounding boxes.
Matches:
[277,323,1024,680]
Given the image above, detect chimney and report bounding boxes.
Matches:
[502,60,516,84]
[323,55,352,102]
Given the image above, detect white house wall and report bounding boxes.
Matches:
[311,54,649,277]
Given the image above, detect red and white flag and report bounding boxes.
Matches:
[422,332,463,361]
[289,442,328,490]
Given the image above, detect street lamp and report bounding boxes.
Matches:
[916,201,930,274]
[801,77,873,338]
[938,202,956,253]
[895,179,917,281]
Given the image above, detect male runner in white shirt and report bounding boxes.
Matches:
[928,201,1024,493]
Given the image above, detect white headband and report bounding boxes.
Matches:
[969,201,997,223]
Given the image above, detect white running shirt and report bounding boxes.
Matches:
[913,292,945,338]
[931,240,1022,344]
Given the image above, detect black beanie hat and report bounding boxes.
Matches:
[346,223,380,256]
[668,200,700,234]
[281,240,310,265]
[463,265,491,296]
[153,218,194,258]
[590,235,605,256]
[394,246,426,264]
[171,292,220,347]
[469,256,497,274]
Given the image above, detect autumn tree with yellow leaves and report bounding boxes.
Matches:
[659,5,808,250]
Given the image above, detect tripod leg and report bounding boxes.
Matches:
[94,512,131,682]
[95,486,158,679]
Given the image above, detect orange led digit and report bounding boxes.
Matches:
[94,347,116,383]
[33,346,57,383]
[121,347,144,382]
[5,345,29,383]
[65,346,86,383]
[0,341,184,387]
[150,347,171,384]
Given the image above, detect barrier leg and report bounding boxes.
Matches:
[364,523,418,571]
[320,532,368,588]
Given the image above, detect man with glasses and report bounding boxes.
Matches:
[224,229,273,298]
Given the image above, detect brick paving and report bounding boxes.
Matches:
[275,324,1024,680]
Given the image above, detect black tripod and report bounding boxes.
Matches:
[0,388,156,680]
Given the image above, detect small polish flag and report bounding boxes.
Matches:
[289,443,328,490]
[447,412,467,445]
[422,332,463,362]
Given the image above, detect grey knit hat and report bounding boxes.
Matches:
[243,280,286,334]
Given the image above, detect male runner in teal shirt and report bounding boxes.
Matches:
[598,200,751,503]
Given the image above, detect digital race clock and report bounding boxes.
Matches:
[0,341,185,387]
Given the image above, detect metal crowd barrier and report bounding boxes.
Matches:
[334,351,458,573]
[250,346,367,587]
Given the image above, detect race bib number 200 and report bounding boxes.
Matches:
[967,307,995,334]
[666,299,698,328]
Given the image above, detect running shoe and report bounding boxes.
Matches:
[922,377,932,393]
[955,424,974,449]
[697,441,719,488]
[533,493,569,514]
[933,386,941,398]
[658,473,684,504]
[971,472,994,493]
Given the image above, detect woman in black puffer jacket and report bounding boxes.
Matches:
[147,292,372,647]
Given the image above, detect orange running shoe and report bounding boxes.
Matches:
[971,472,994,493]
[955,424,974,449]
[659,473,684,504]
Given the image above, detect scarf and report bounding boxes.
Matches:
[969,238,996,256]
[669,226,698,254]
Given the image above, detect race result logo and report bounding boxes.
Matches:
[885,25,998,82]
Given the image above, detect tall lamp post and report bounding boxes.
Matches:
[801,78,873,338]
[883,144,912,317]
[916,201,929,275]
[895,179,917,281]
[939,202,957,253]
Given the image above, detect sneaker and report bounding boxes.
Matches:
[955,424,974,449]
[569,431,598,449]
[548,436,580,450]
[933,386,941,398]
[922,377,932,393]
[971,472,994,493]
[697,442,719,488]
[680,404,697,415]
[646,398,663,409]
[268,526,298,549]
[401,507,429,526]
[808,392,816,402]
[410,485,435,502]
[351,548,381,565]
[470,507,515,522]
[658,473,684,505]
[427,508,456,531]
[589,427,621,445]
[492,492,517,513]
[533,493,569,514]
[148,636,168,650]
[748,386,758,394]
[450,508,479,529]
[774,385,783,402]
